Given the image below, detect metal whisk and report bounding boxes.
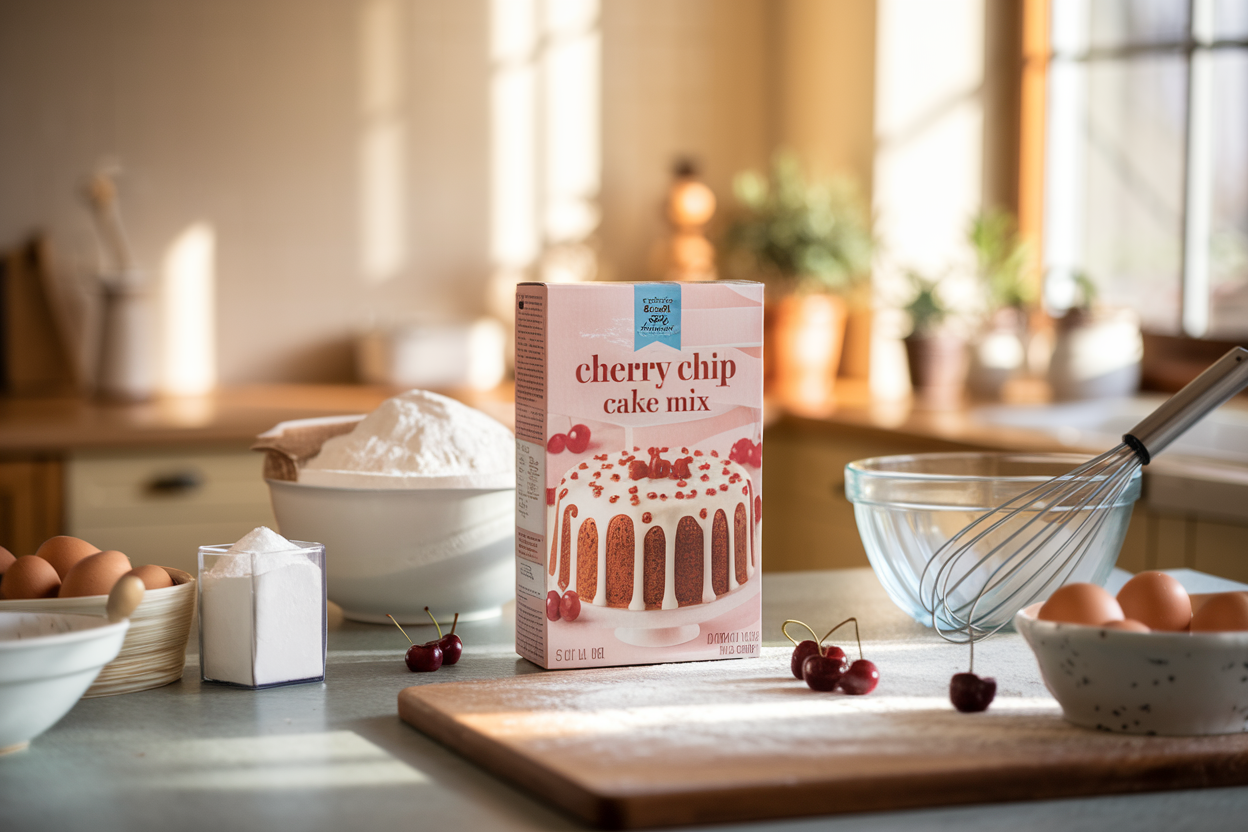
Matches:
[921,346,1248,642]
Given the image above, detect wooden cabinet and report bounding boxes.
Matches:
[763,420,983,572]
[66,447,276,575]
[0,458,62,555]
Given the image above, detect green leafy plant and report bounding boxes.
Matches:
[720,151,873,297]
[969,208,1035,312]
[904,270,953,338]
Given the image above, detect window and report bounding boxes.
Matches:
[1040,0,1248,340]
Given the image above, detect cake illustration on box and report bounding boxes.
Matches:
[513,281,764,669]
[548,446,757,611]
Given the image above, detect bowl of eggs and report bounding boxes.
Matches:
[0,536,195,697]
[1015,572,1248,735]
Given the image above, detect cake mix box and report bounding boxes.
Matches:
[513,281,763,669]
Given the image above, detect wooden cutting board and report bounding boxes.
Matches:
[399,646,1248,829]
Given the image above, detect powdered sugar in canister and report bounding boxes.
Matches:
[198,527,327,688]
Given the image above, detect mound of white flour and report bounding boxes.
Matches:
[300,389,515,489]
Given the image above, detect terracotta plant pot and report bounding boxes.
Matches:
[765,293,849,404]
[905,332,969,409]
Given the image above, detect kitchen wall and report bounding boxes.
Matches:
[0,0,878,387]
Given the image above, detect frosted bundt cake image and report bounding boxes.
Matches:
[547,446,759,611]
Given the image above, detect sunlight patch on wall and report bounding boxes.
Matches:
[359,0,407,283]
[542,0,601,244]
[490,0,540,272]
[159,222,216,395]
[487,0,601,323]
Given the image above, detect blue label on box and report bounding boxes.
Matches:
[634,284,681,351]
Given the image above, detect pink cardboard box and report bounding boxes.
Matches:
[513,282,763,669]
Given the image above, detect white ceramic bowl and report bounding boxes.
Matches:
[0,612,129,753]
[267,479,514,624]
[1016,602,1248,735]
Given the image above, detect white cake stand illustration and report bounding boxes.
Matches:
[562,577,760,647]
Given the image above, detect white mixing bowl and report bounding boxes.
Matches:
[0,612,129,754]
[267,479,514,624]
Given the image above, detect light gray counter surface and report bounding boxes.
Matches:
[3,569,1247,832]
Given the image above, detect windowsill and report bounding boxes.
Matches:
[1141,332,1248,393]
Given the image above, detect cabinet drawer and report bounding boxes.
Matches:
[66,448,276,575]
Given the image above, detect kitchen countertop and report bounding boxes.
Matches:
[0,385,517,454]
[5,568,1248,832]
[4,380,1242,459]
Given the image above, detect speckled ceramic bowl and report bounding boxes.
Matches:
[1016,602,1248,735]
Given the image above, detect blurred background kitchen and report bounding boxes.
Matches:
[2,1,1247,581]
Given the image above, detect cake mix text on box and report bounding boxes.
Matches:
[513,282,763,669]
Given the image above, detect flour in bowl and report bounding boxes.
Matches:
[300,389,515,489]
[199,526,325,688]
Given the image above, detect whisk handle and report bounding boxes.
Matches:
[1123,347,1248,464]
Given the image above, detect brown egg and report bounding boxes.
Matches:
[1190,592,1248,632]
[1038,583,1125,626]
[1116,571,1192,632]
[36,535,100,580]
[125,564,173,591]
[0,545,15,575]
[1101,618,1151,633]
[59,549,133,598]
[0,555,62,600]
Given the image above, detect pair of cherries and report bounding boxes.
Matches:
[546,589,581,622]
[388,608,463,672]
[548,424,591,455]
[783,618,879,695]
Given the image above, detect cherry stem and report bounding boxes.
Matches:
[781,619,820,646]
[424,606,443,639]
[450,613,459,636]
[819,617,862,661]
[386,614,413,646]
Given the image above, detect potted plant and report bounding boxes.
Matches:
[902,270,970,409]
[719,151,873,400]
[967,208,1036,399]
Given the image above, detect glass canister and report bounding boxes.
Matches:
[198,540,326,688]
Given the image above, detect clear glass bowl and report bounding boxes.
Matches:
[844,452,1142,633]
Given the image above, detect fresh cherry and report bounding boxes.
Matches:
[547,433,567,453]
[950,637,995,712]
[802,654,847,691]
[405,641,443,672]
[785,617,879,695]
[789,639,821,679]
[950,672,996,712]
[427,607,463,665]
[839,659,879,695]
[560,590,581,621]
[566,424,591,454]
[387,614,444,673]
[546,590,562,621]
